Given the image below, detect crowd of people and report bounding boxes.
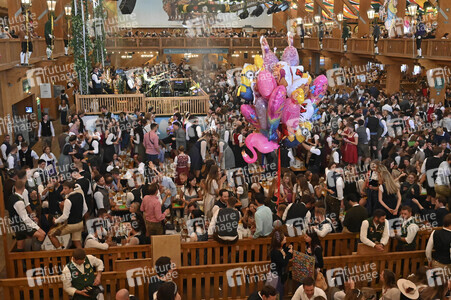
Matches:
[109,28,286,39]
[1,61,451,299]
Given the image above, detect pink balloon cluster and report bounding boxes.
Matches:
[238,34,329,164]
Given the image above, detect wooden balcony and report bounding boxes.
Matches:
[0,38,65,71]
[317,37,451,61]
[105,36,296,51]
[104,36,451,62]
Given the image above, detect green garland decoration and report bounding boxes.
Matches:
[93,0,106,65]
[70,0,93,94]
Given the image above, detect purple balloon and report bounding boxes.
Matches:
[255,97,269,130]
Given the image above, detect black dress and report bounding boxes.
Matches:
[378,184,398,219]
[103,133,116,163]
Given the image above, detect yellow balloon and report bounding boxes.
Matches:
[300,122,313,131]
[295,129,306,143]
[254,55,263,69]
[291,88,305,105]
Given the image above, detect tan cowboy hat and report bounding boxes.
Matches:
[397,279,419,300]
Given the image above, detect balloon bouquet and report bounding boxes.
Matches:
[238,32,329,164]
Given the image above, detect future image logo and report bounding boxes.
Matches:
[326,263,377,287]
[225,264,276,287]
[426,67,450,89]
[326,68,346,87]
[286,217,307,237]
[426,267,451,287]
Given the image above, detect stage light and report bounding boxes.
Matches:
[239,9,249,19]
[64,5,72,16]
[279,1,289,12]
[408,3,417,16]
[267,3,278,14]
[314,15,321,23]
[367,7,375,20]
[251,4,264,17]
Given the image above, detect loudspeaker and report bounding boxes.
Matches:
[244,53,248,59]
[119,0,136,14]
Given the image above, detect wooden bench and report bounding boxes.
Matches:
[0,251,427,300]
[5,229,435,278]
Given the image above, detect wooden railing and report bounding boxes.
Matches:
[6,230,434,278]
[105,36,297,50]
[104,36,451,61]
[348,38,374,55]
[323,251,427,289]
[7,245,151,278]
[0,38,65,71]
[75,93,210,115]
[0,251,427,300]
[323,37,342,52]
[75,94,144,114]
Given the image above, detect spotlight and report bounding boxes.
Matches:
[267,3,278,14]
[278,1,289,12]
[251,4,264,17]
[239,9,249,19]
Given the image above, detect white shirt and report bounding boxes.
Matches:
[6,153,16,169]
[292,285,327,300]
[309,146,321,156]
[92,73,101,84]
[379,119,388,137]
[325,169,344,200]
[12,192,39,230]
[40,152,57,163]
[38,121,55,137]
[436,161,450,186]
[1,143,9,161]
[282,203,311,225]
[94,186,108,211]
[61,255,104,297]
[331,148,340,164]
[398,217,419,244]
[360,219,389,247]
[315,218,333,237]
[55,191,89,224]
[21,149,39,160]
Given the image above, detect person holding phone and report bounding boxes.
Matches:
[269,230,293,299]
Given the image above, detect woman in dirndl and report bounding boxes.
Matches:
[174,146,190,185]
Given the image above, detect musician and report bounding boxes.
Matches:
[113,73,124,94]
[61,249,104,299]
[91,67,103,95]
[127,72,141,94]
[49,181,88,249]
[7,179,46,251]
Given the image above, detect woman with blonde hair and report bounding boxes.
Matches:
[377,165,402,219]
[280,172,294,204]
